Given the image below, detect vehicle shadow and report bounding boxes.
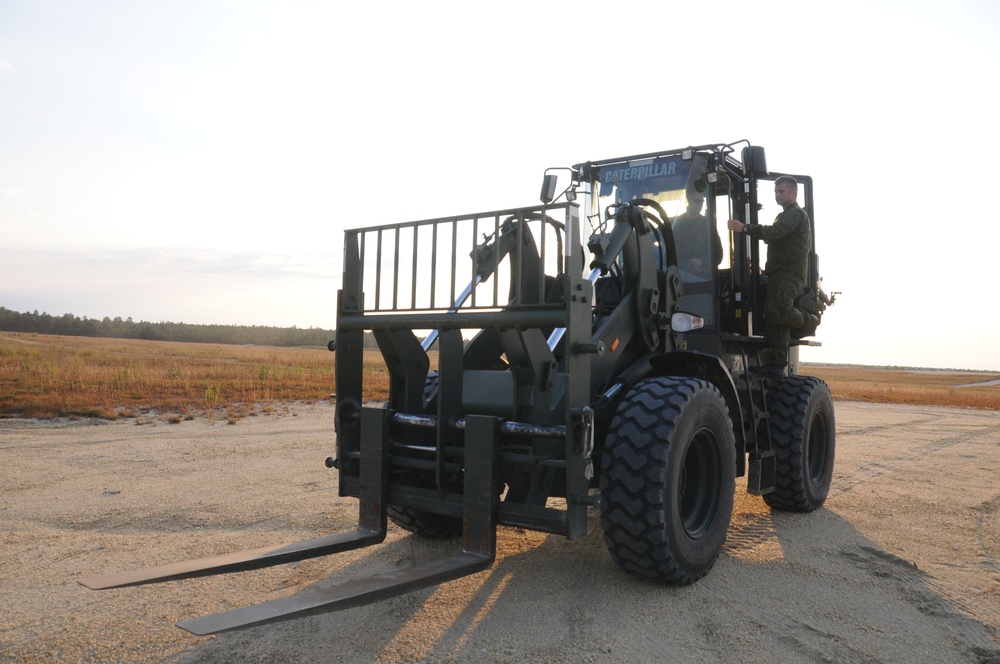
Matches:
[176,488,1000,664]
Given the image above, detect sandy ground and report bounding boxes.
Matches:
[2,401,999,663]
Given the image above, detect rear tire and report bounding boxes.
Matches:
[387,506,462,539]
[600,377,736,585]
[763,375,836,512]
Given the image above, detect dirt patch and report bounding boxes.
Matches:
[1,402,998,663]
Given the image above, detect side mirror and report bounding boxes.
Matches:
[540,174,558,204]
[742,146,768,179]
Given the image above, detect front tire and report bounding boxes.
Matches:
[600,377,736,585]
[387,371,464,539]
[763,375,836,512]
[387,506,462,539]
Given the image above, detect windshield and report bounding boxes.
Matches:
[588,153,720,325]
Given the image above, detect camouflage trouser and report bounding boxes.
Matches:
[764,274,809,367]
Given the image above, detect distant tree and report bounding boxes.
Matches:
[0,306,339,347]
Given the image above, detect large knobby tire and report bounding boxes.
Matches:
[600,376,736,585]
[388,372,463,539]
[387,506,462,539]
[763,375,836,512]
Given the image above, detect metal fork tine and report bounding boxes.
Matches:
[176,551,492,635]
[77,529,384,589]
[178,415,499,635]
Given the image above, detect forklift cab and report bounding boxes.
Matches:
[583,151,720,326]
[577,143,824,361]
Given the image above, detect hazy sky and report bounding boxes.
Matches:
[2,1,999,370]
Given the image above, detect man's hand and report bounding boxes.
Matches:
[727,218,746,233]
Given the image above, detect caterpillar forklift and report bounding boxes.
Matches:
[80,140,836,634]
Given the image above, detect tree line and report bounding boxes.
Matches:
[0,307,351,347]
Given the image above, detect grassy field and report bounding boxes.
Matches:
[805,364,1000,410]
[0,333,353,422]
[1,332,997,421]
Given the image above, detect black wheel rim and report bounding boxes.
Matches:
[807,410,830,484]
[679,428,721,538]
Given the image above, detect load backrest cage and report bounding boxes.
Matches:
[335,202,596,539]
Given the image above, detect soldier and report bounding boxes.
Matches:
[673,187,722,281]
[727,176,816,380]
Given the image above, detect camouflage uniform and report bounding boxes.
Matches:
[744,204,811,366]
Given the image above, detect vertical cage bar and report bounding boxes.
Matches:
[392,227,400,310]
[375,229,384,311]
[411,225,419,310]
[430,222,439,310]
[514,210,524,305]
[449,218,458,311]
[491,213,500,307]
[471,216,479,308]
[358,231,367,311]
[539,214,547,303]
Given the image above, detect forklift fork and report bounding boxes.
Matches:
[79,410,500,635]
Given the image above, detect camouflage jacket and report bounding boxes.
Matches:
[745,204,811,282]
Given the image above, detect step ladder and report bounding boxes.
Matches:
[742,348,776,496]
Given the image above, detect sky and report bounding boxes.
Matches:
[2,0,999,371]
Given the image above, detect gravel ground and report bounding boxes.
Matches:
[1,401,998,663]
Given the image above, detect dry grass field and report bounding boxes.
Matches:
[806,364,1000,410]
[1,332,997,421]
[0,333,351,422]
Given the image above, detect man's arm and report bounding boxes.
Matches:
[728,207,806,241]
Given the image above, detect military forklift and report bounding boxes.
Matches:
[80,140,836,634]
